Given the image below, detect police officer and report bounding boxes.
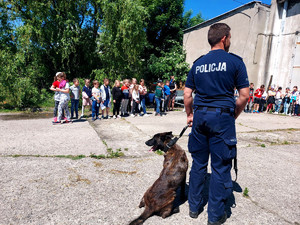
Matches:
[184,23,249,225]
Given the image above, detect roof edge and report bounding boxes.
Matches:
[183,1,271,33]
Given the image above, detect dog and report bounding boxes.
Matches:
[129,132,188,225]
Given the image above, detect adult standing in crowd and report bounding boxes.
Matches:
[168,75,177,111]
[184,23,249,225]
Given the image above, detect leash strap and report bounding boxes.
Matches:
[166,123,191,149]
[179,124,190,138]
[234,156,238,182]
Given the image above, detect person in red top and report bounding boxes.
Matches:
[50,73,64,122]
[120,79,130,116]
[253,84,265,113]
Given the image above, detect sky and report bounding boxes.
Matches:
[184,0,272,20]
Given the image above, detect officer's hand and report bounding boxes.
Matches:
[187,114,193,127]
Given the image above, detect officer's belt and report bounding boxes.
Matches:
[197,107,232,114]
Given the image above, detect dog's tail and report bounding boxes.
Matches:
[129,208,153,225]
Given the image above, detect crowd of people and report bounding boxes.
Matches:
[244,83,300,116]
[50,72,178,123]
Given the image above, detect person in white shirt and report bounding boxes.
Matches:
[131,84,140,117]
[92,80,101,121]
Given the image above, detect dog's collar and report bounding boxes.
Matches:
[165,137,179,149]
[166,123,190,150]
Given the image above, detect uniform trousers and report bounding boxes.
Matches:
[188,107,236,222]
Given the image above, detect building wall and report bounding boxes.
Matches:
[266,0,300,88]
[183,0,300,89]
[183,2,271,87]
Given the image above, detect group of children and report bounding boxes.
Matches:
[50,74,111,123]
[154,77,177,116]
[244,83,300,116]
[50,73,178,123]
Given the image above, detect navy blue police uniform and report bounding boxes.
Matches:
[185,49,249,222]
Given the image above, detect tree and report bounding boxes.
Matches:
[98,0,148,81]
[148,41,190,83]
[0,0,103,108]
[141,0,184,58]
[183,10,205,29]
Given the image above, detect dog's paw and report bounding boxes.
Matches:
[172,207,180,214]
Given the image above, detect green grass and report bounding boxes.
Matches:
[55,155,86,160]
[155,150,164,155]
[260,144,266,148]
[243,187,249,197]
[107,148,124,158]
[90,154,106,159]
[283,140,290,145]
[255,137,264,142]
[5,152,124,160]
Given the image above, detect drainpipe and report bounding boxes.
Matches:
[273,0,288,86]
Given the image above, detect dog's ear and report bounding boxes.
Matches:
[166,131,173,138]
[163,132,173,141]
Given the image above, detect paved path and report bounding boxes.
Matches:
[0,112,299,224]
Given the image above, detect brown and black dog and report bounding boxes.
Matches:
[129,132,188,225]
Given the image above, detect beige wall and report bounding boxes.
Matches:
[266,0,300,88]
[183,0,300,89]
[183,2,270,88]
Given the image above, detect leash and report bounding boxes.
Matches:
[234,155,238,182]
[166,123,191,149]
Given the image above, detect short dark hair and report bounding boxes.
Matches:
[208,23,231,47]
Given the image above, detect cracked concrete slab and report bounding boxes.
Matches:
[0,118,106,156]
[0,111,299,224]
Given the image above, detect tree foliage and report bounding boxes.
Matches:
[148,40,189,82]
[183,10,205,29]
[99,0,148,81]
[0,0,204,109]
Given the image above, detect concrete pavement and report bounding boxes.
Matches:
[0,111,299,224]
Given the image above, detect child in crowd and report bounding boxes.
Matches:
[70,78,81,119]
[129,78,137,115]
[260,89,268,112]
[50,73,63,122]
[91,80,101,121]
[139,79,148,116]
[155,80,163,116]
[81,79,93,118]
[100,78,111,119]
[253,85,264,113]
[164,80,170,112]
[245,83,254,113]
[266,86,276,113]
[274,87,283,114]
[282,87,291,115]
[290,86,299,116]
[54,72,71,123]
[112,80,122,119]
[131,84,140,117]
[120,79,130,116]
